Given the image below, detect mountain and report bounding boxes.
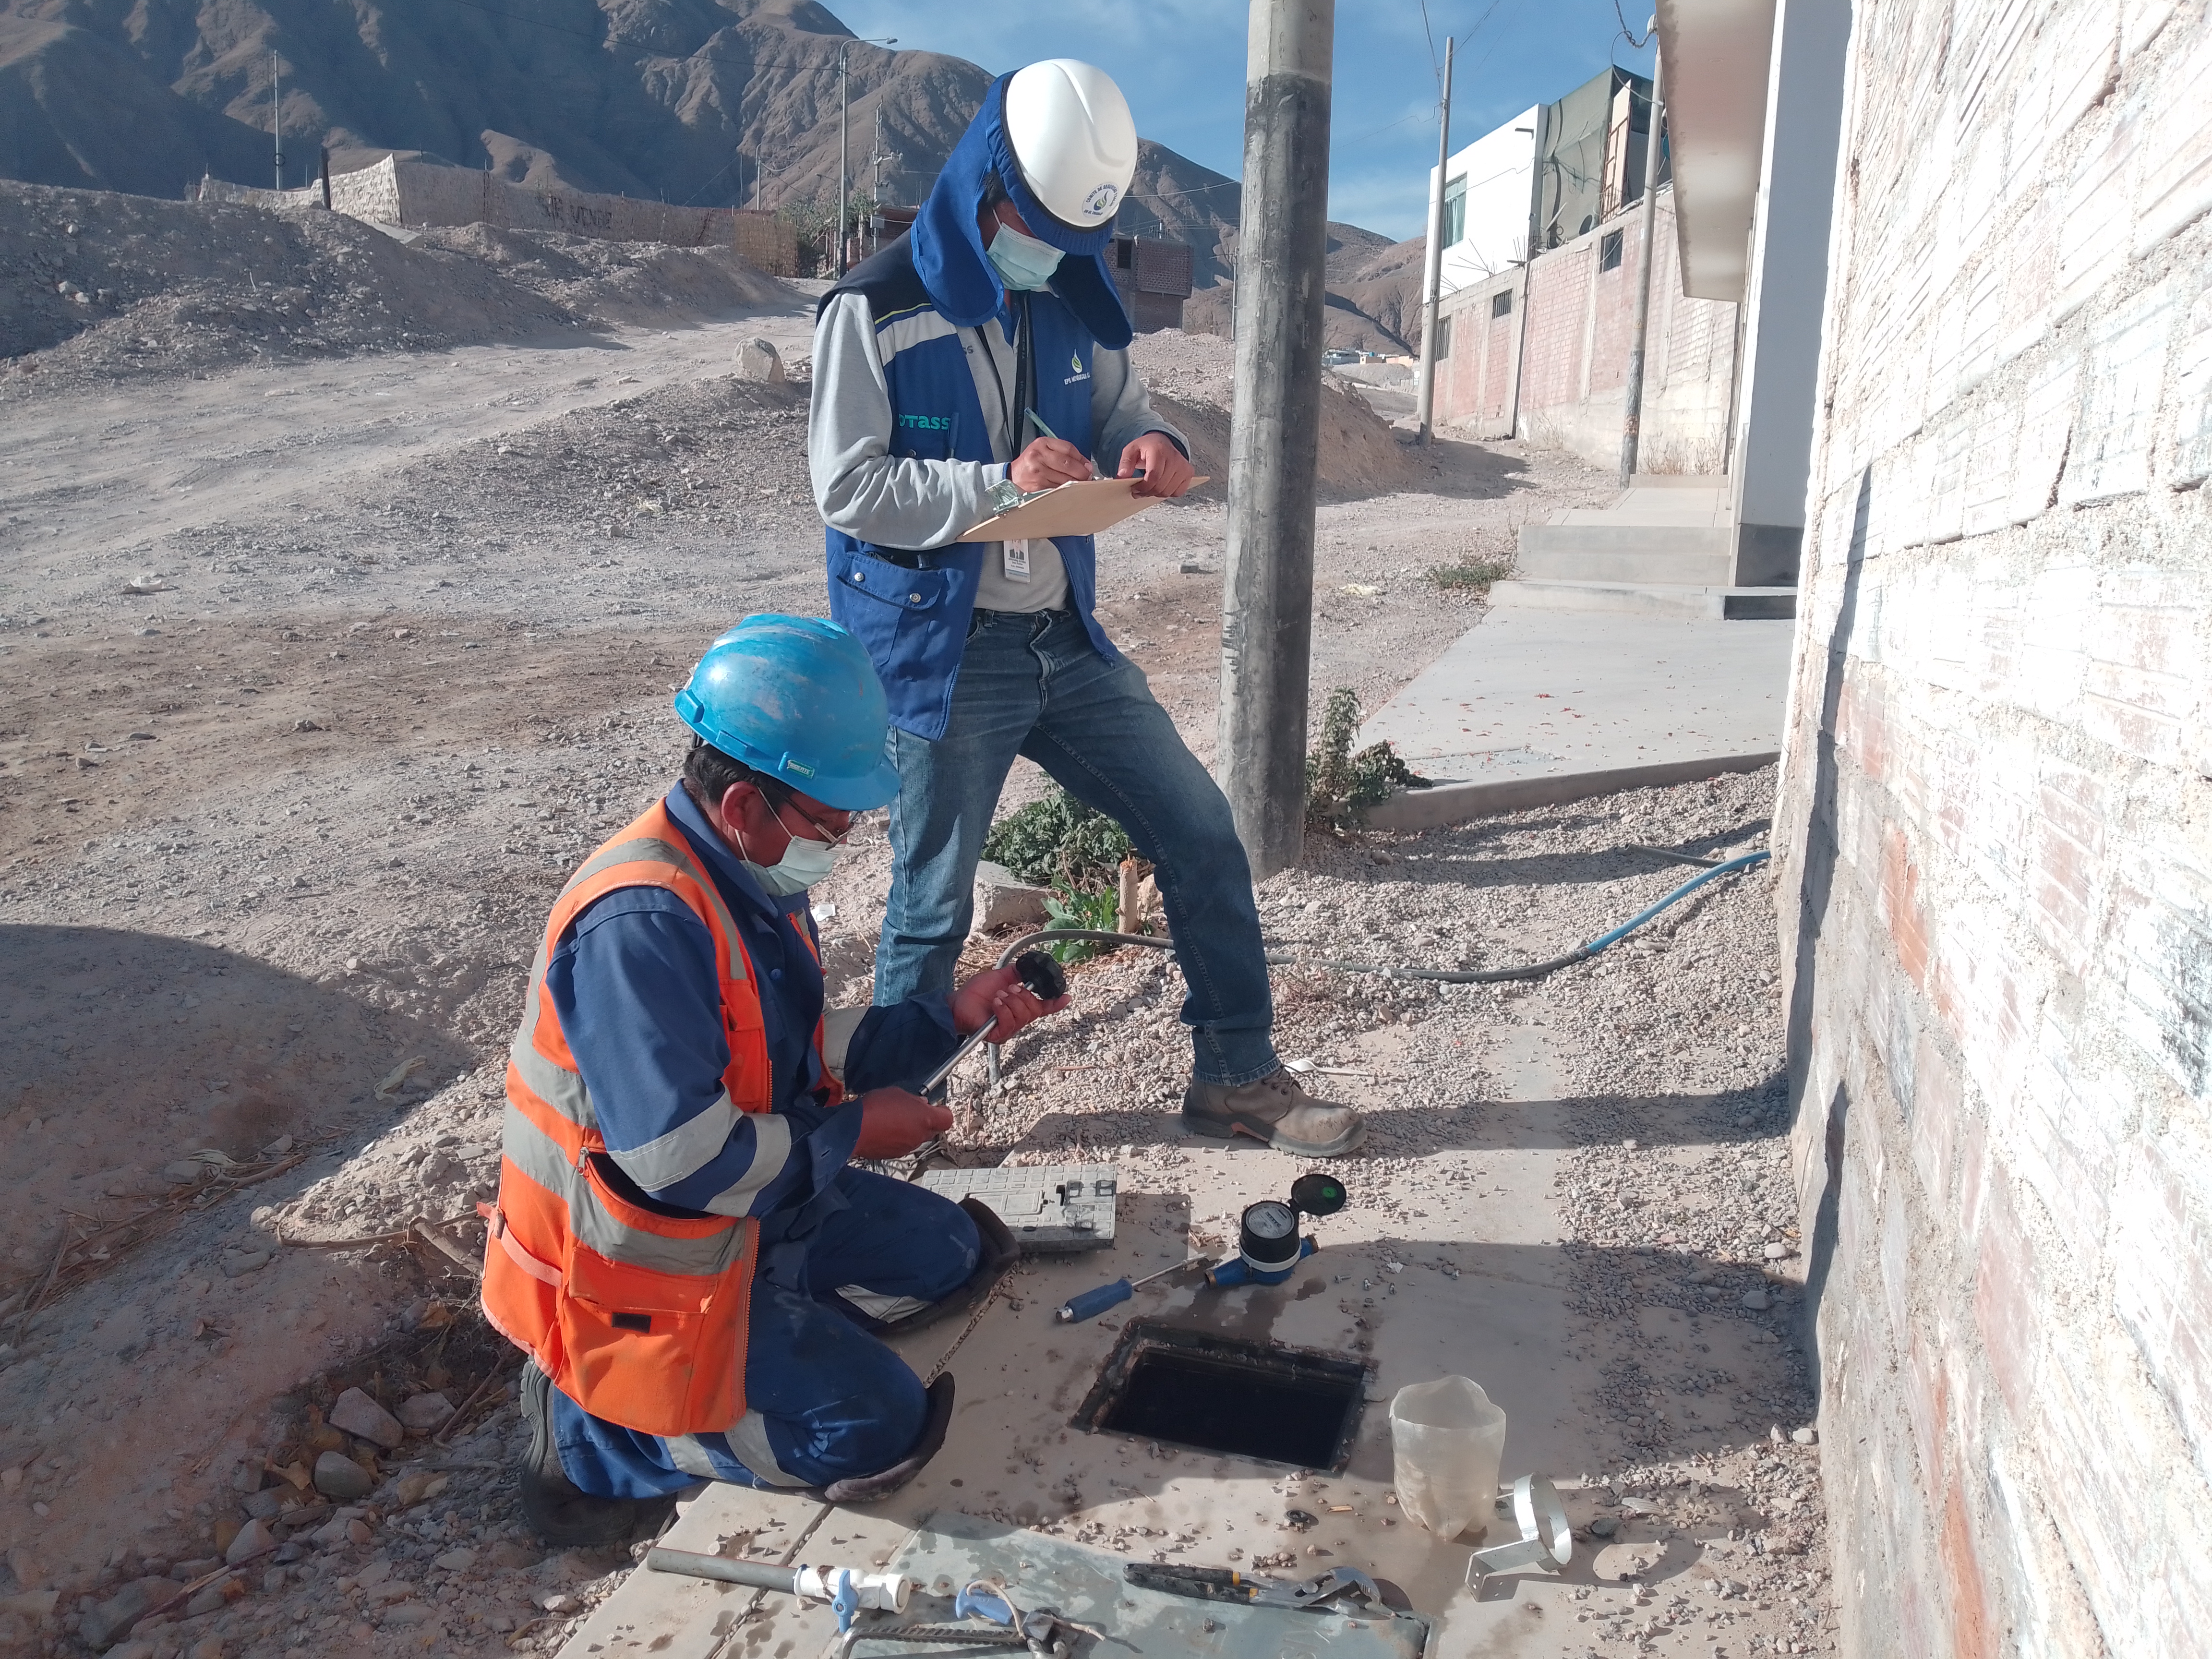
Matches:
[0,0,1407,334]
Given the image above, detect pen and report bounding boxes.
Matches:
[1026,408,1103,479]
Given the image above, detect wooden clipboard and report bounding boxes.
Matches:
[957,475,1210,543]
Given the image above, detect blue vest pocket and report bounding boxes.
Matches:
[828,549,968,737]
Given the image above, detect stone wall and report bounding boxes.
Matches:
[1433,187,1739,472]
[199,156,796,275]
[1776,0,2212,1652]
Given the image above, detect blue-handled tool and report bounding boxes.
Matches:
[1057,1255,1204,1323]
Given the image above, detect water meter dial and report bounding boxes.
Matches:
[1238,1199,1302,1272]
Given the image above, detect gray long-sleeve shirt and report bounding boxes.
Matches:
[808,291,1184,613]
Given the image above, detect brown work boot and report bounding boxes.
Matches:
[1181,1069,1366,1157]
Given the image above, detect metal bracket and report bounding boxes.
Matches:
[1466,1475,1574,1585]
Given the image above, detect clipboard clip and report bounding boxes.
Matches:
[986,478,1060,516]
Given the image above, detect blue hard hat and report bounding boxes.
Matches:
[673,616,900,811]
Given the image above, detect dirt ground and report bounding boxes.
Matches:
[0,195,1833,1659]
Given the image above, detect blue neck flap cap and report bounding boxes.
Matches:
[911,73,1134,350]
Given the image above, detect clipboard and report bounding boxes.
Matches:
[957,475,1210,543]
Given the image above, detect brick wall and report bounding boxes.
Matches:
[200,156,798,275]
[1434,186,1739,470]
[1776,1,2212,1652]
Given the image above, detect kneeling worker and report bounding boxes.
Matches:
[481,615,1067,1544]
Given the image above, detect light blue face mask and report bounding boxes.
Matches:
[743,832,838,898]
[986,223,1064,292]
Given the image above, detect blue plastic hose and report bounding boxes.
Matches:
[1583,850,1772,953]
[930,847,1773,1114]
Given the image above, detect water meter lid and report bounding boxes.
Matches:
[1289,1173,1349,1217]
[1241,1200,1298,1242]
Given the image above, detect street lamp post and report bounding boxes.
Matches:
[838,36,897,276]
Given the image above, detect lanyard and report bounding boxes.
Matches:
[974,295,1037,462]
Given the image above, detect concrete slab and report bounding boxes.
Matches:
[1491,580,1796,621]
[555,1027,1784,1659]
[1515,530,1737,584]
[1355,610,1794,831]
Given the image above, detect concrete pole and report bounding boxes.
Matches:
[1619,44,1667,484]
[837,49,850,277]
[272,55,283,192]
[1414,36,1454,444]
[1219,0,1334,879]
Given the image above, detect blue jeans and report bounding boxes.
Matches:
[550,1169,977,1498]
[874,608,1278,1086]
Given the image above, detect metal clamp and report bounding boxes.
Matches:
[1466,1475,1574,1585]
[1286,1566,1389,1613]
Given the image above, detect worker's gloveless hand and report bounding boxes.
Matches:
[951,962,1073,1041]
[1009,436,1091,493]
[853,1089,954,1160]
[1119,432,1194,498]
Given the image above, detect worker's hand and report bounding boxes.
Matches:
[951,962,1073,1041]
[1009,436,1093,493]
[1118,432,1194,498]
[854,1089,954,1160]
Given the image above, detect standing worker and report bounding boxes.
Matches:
[809,60,1365,1159]
[481,616,1069,1545]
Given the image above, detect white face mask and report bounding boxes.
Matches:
[986,222,1065,291]
[744,832,839,898]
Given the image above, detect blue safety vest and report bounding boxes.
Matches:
[819,240,1121,741]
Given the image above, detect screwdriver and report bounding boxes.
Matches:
[1057,1254,1207,1323]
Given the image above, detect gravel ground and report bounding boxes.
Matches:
[0,195,1828,1657]
[0,181,789,389]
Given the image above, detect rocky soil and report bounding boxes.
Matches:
[0,182,789,388]
[0,194,1829,1657]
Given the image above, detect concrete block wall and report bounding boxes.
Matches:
[200,156,797,274]
[1776,1,2212,1652]
[1435,187,1739,471]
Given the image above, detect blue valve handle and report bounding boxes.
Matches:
[955,1585,1016,1624]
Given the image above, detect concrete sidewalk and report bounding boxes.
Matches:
[1359,608,1796,830]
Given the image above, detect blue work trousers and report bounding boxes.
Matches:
[550,1169,977,1498]
[875,608,1278,1086]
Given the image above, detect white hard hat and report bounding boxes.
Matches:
[1003,60,1138,229]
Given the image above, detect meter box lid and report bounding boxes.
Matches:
[913,1163,1118,1252]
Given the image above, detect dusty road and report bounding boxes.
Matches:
[2,307,823,564]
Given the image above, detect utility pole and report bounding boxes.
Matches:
[1414,36,1455,443]
[1620,34,1667,484]
[1220,0,1334,879]
[837,36,896,276]
[272,54,283,192]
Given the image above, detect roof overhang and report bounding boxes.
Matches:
[1655,0,1778,301]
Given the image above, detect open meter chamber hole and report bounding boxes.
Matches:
[1072,1319,1372,1471]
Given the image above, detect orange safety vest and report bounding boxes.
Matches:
[479,799,840,1437]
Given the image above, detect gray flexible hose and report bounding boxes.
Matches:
[955,849,1768,1089]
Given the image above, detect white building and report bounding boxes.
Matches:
[1423,69,1659,311]
[1426,106,1539,302]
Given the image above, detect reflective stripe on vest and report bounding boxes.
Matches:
[480,797,833,1438]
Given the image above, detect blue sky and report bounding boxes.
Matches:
[830,1,1656,241]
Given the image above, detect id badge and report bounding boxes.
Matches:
[1002,540,1032,582]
